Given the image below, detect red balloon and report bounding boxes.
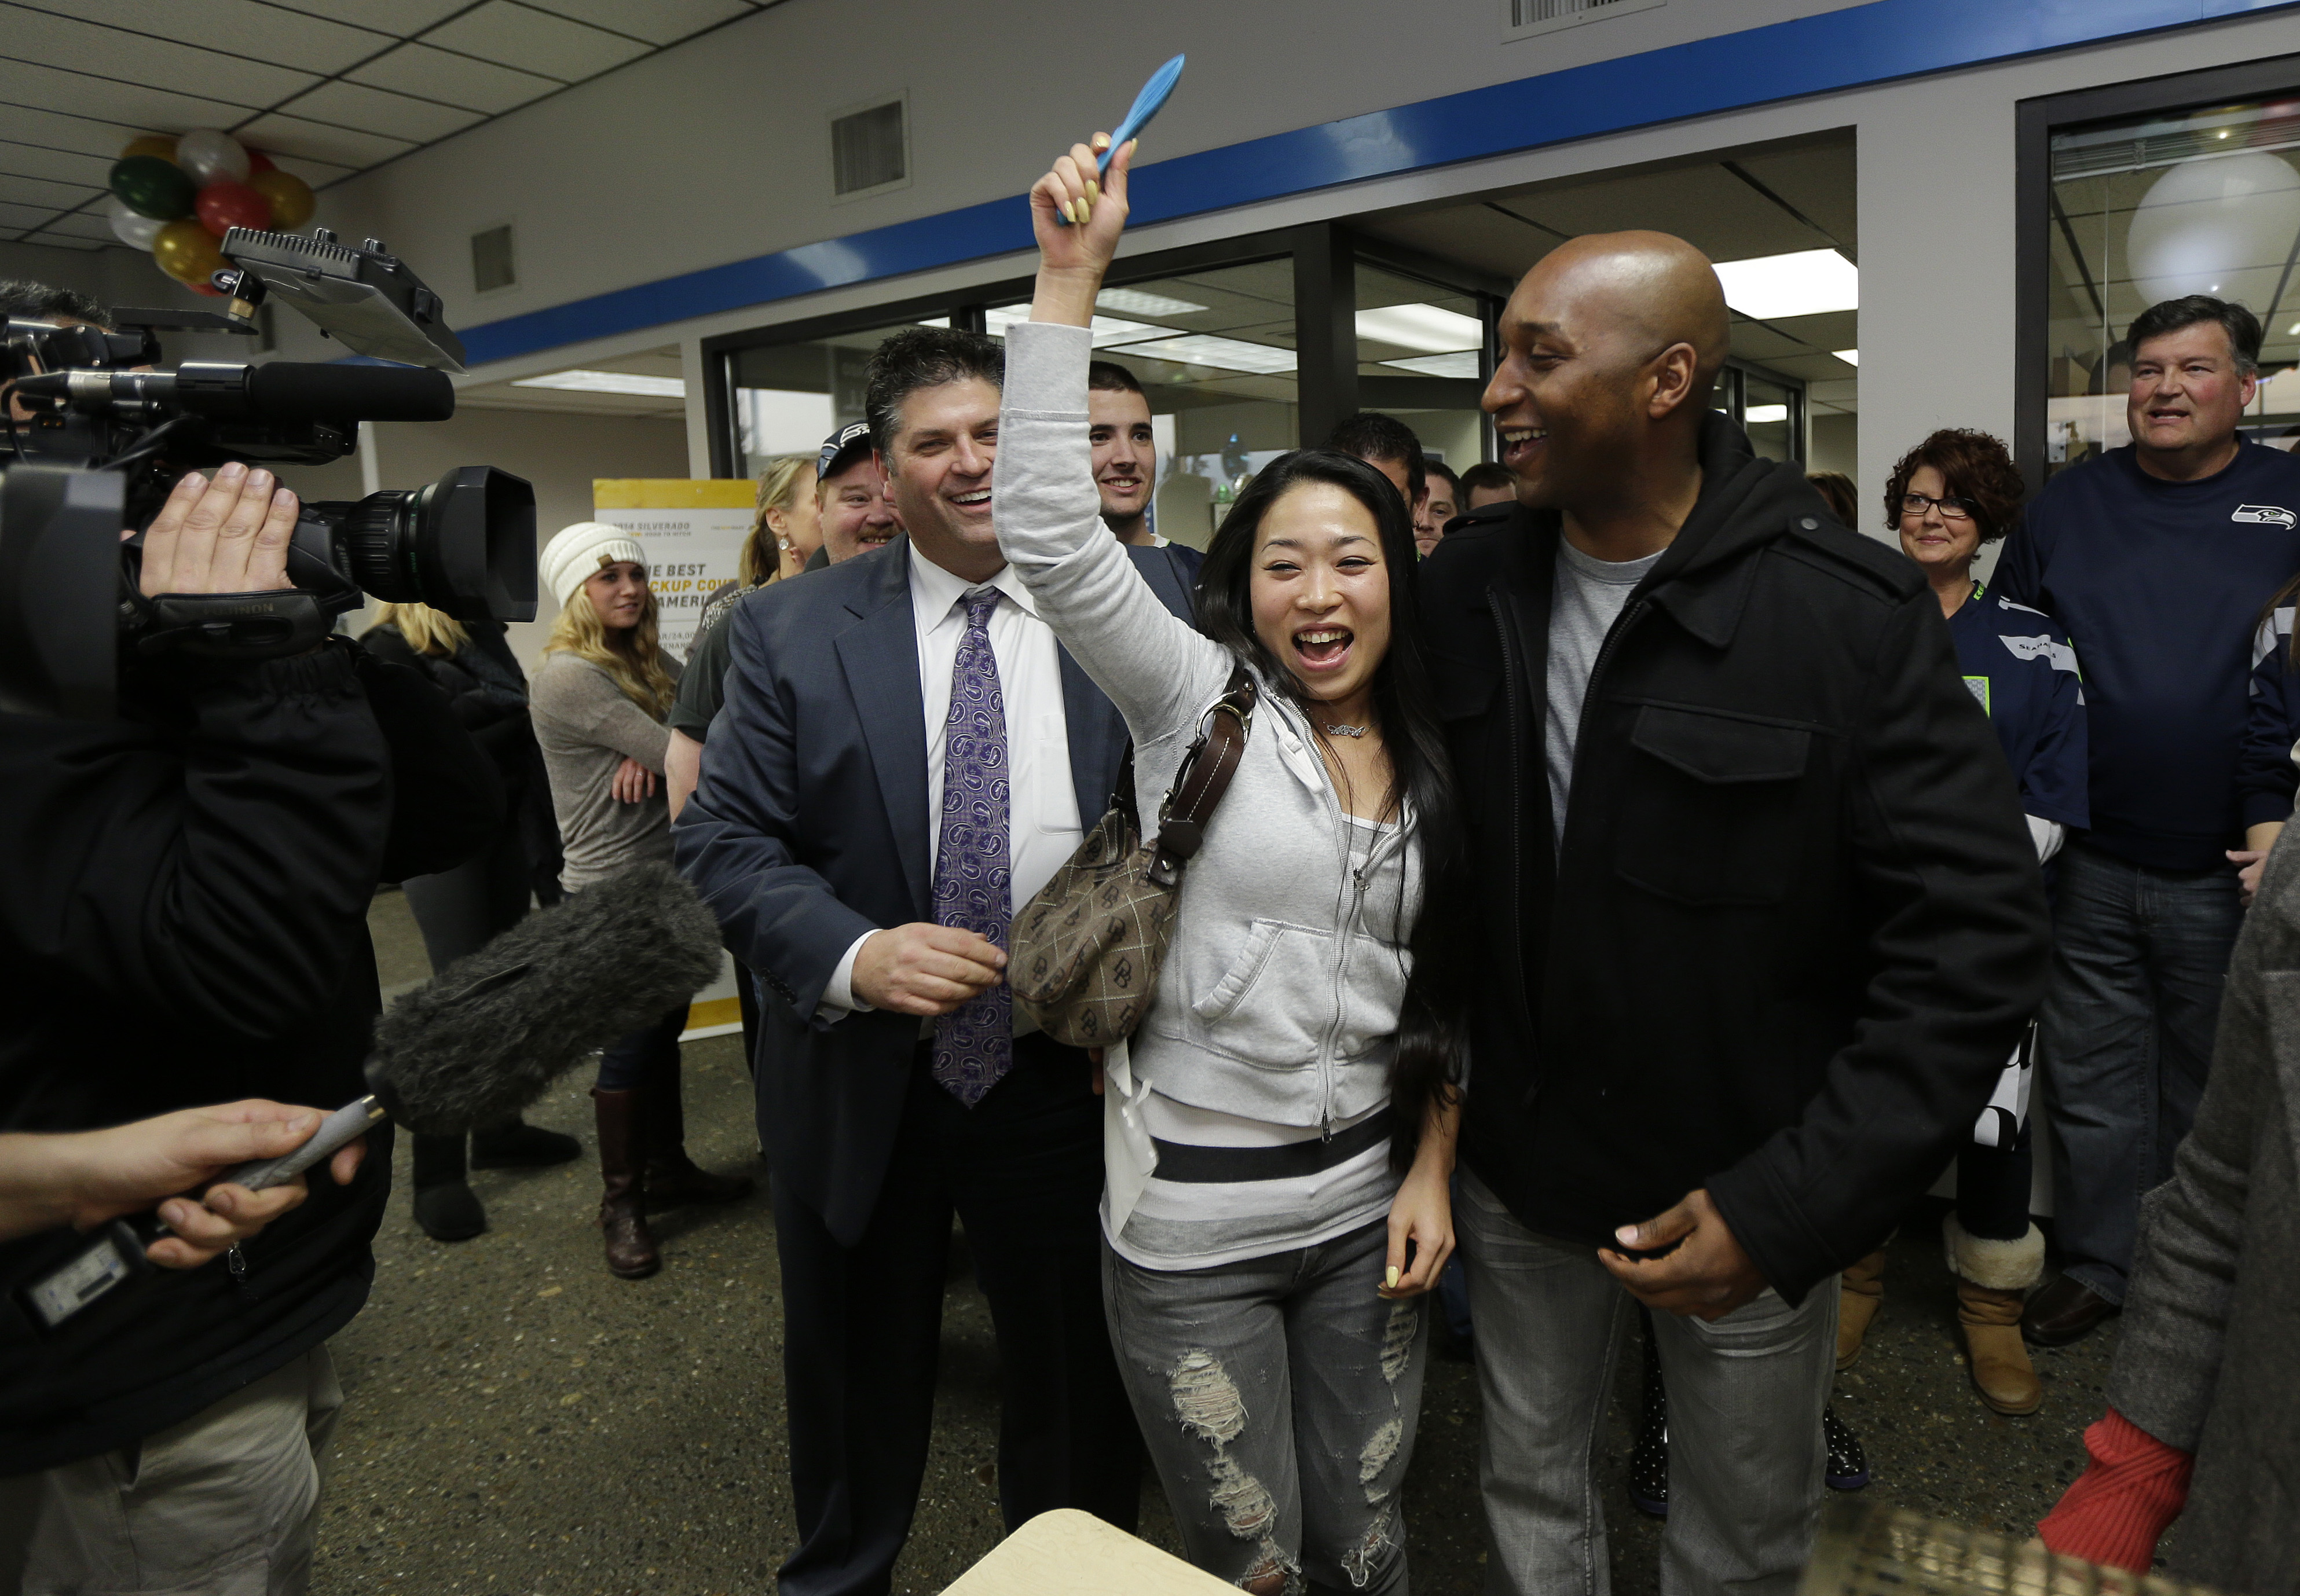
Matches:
[194,179,269,239]
[245,148,276,175]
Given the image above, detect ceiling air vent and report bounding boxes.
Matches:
[1504,0,1664,40]
[471,223,515,293]
[832,97,908,197]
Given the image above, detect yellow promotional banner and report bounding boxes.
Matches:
[590,479,755,660]
[590,478,753,1043]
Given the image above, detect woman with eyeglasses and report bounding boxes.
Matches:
[1852,428,2086,1414]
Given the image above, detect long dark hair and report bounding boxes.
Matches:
[1193,449,1466,1163]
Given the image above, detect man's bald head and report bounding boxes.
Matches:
[1517,231,1728,396]
[1483,230,1730,523]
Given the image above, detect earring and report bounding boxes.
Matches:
[778,538,792,551]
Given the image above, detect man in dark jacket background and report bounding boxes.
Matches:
[1417,233,2048,1596]
[0,463,500,1592]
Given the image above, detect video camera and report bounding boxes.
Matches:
[0,228,537,718]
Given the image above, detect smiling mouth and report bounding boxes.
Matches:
[1499,425,1547,464]
[1293,626,1353,671]
[950,488,992,512]
[1101,475,1144,493]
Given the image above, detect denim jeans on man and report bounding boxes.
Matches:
[1101,1219,1427,1595]
[1457,1172,1834,1596]
[2039,839,2241,1302]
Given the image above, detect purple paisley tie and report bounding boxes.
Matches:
[931,588,1014,1106]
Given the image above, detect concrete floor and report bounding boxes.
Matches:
[317,889,2119,1595]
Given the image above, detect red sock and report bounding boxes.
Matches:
[2037,1408,2194,1572]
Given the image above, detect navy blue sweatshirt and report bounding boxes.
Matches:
[1994,441,2300,869]
[2239,601,2300,829]
[1949,584,2089,832]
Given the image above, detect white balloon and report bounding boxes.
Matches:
[2126,149,2300,311]
[104,194,162,249]
[174,127,249,187]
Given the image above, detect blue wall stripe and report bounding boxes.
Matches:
[460,0,2300,368]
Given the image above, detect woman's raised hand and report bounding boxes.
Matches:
[1028,134,1134,328]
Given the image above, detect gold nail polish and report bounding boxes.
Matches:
[1385,1265,1401,1290]
[1085,179,1100,204]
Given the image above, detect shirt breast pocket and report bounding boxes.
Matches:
[1614,703,1811,908]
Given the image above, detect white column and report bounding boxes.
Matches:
[1856,77,2020,571]
[680,334,714,479]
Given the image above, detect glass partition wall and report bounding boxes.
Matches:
[702,227,1503,545]
[2020,56,2300,489]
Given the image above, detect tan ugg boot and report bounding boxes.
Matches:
[1944,1215,2045,1415]
[1837,1248,1889,1370]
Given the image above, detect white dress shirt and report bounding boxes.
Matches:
[821,548,1083,1019]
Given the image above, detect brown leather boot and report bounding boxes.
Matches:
[1945,1215,2043,1415]
[1837,1246,1888,1370]
[643,1070,755,1210]
[592,1086,659,1279]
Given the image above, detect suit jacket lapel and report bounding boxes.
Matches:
[834,544,931,917]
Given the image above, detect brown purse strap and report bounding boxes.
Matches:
[1147,665,1258,887]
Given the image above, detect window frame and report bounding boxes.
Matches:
[2015,49,2300,496]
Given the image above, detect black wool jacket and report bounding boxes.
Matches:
[1417,416,2049,1302]
[0,640,500,1472]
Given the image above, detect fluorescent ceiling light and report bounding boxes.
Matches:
[1383,351,1481,379]
[1117,334,1298,375]
[982,304,1157,347]
[1097,287,1206,317]
[512,368,686,398]
[1744,403,1791,424]
[1711,248,1859,321]
[1356,303,1483,353]
[1832,348,1858,366]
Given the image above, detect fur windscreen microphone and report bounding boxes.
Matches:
[365,863,725,1134]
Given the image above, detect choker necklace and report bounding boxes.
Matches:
[1324,723,1367,738]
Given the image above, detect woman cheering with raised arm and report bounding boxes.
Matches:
[994,134,1464,1595]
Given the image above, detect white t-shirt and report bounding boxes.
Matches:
[1545,540,1662,846]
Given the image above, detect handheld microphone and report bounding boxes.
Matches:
[364,861,726,1135]
[19,863,726,1332]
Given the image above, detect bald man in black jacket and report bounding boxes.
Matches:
[1418,234,2047,1596]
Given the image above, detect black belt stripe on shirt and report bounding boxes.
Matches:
[1149,1108,1396,1184]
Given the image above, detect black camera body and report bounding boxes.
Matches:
[0,234,537,717]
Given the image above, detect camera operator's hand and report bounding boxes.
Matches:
[138,461,300,597]
[0,1099,367,1267]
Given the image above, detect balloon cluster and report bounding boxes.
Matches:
[105,130,316,296]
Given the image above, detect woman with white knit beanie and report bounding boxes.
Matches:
[531,522,752,1279]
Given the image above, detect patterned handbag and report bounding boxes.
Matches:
[1011,666,1258,1047]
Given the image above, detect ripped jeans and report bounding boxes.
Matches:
[1101,1220,1427,1594]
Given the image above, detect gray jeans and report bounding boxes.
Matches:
[0,1345,343,1596]
[1457,1173,1833,1596]
[1101,1219,1429,1594]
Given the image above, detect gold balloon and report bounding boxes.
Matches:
[247,168,314,230]
[121,134,177,164]
[152,219,224,287]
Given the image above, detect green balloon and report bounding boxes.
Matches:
[109,155,194,221]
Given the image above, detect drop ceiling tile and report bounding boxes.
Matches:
[34,209,116,240]
[262,0,471,32]
[519,0,752,46]
[0,67,259,134]
[0,170,90,210]
[0,197,68,229]
[349,42,563,111]
[0,5,314,108]
[10,0,389,75]
[16,227,106,249]
[1730,143,1859,256]
[425,1,648,80]
[232,111,417,170]
[274,79,487,142]
[0,138,116,185]
[0,103,149,160]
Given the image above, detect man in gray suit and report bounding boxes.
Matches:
[676,326,1192,1596]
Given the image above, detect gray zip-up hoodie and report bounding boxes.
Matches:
[995,320,1421,1129]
